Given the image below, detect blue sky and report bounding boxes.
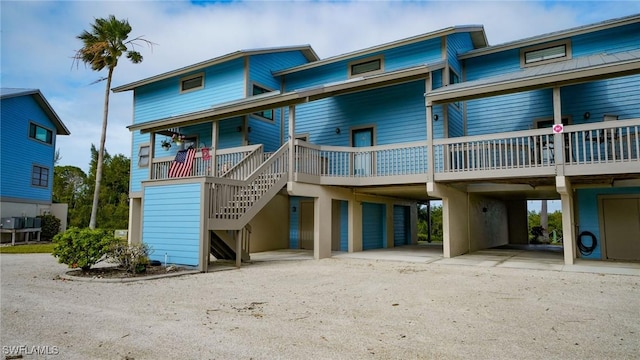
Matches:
[2,1,639,174]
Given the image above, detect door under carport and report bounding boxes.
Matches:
[600,196,640,261]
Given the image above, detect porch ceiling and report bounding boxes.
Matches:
[129,63,439,134]
[427,50,640,104]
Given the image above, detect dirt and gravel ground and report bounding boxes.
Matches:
[1,253,639,360]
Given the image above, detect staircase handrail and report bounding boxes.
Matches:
[220,144,264,179]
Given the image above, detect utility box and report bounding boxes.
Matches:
[1,217,23,229]
[24,217,35,228]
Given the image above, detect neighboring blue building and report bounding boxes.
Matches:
[114,15,640,271]
[0,88,70,241]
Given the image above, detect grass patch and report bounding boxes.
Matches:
[0,242,54,254]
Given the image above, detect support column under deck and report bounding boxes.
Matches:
[557,176,576,265]
[348,199,363,252]
[427,182,469,257]
[314,195,332,259]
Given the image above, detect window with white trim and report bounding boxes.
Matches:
[252,84,274,120]
[348,56,384,78]
[31,165,49,187]
[180,73,204,93]
[138,145,150,167]
[521,40,571,67]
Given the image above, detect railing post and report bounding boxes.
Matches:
[211,121,218,176]
[288,105,295,182]
[426,103,435,182]
[552,87,565,176]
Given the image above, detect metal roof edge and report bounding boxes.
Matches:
[459,13,640,60]
[112,45,318,92]
[273,25,486,76]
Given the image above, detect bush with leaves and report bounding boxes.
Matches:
[38,214,61,241]
[52,227,118,271]
[107,241,151,273]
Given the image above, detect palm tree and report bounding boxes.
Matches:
[73,15,153,229]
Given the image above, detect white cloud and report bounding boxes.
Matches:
[2,0,639,172]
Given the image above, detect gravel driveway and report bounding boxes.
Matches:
[1,253,639,359]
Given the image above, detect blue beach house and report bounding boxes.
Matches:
[114,15,640,271]
[0,88,70,242]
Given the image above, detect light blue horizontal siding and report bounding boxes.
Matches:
[362,202,385,250]
[572,23,640,56]
[465,49,521,81]
[134,58,245,124]
[466,75,640,137]
[218,117,245,149]
[576,187,640,260]
[448,104,464,137]
[142,183,202,266]
[130,130,149,193]
[466,89,552,135]
[248,116,280,151]
[289,81,427,146]
[250,51,309,90]
[447,33,474,76]
[285,38,442,91]
[0,95,56,202]
[561,76,640,123]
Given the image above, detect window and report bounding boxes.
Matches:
[138,145,150,168]
[449,68,461,108]
[180,73,204,93]
[534,116,571,129]
[348,56,384,78]
[252,84,274,120]
[29,123,53,144]
[31,165,49,187]
[521,40,571,67]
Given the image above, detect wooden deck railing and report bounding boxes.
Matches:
[563,119,640,164]
[294,140,428,182]
[151,119,639,185]
[151,145,261,180]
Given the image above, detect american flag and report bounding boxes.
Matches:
[168,148,196,178]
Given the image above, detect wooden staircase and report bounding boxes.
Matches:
[208,143,289,263]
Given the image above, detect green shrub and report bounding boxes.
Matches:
[52,227,118,271]
[107,241,151,273]
[38,214,61,241]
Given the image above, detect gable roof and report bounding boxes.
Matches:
[1,88,70,135]
[273,25,487,76]
[460,13,640,59]
[112,45,319,92]
[427,50,640,104]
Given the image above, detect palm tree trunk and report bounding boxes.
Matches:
[89,67,113,229]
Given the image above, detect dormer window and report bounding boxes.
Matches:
[521,40,571,67]
[180,73,204,93]
[348,56,384,78]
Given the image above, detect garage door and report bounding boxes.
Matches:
[602,197,640,261]
[393,205,409,247]
[362,202,385,250]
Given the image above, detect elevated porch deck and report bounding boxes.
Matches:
[148,118,639,191]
